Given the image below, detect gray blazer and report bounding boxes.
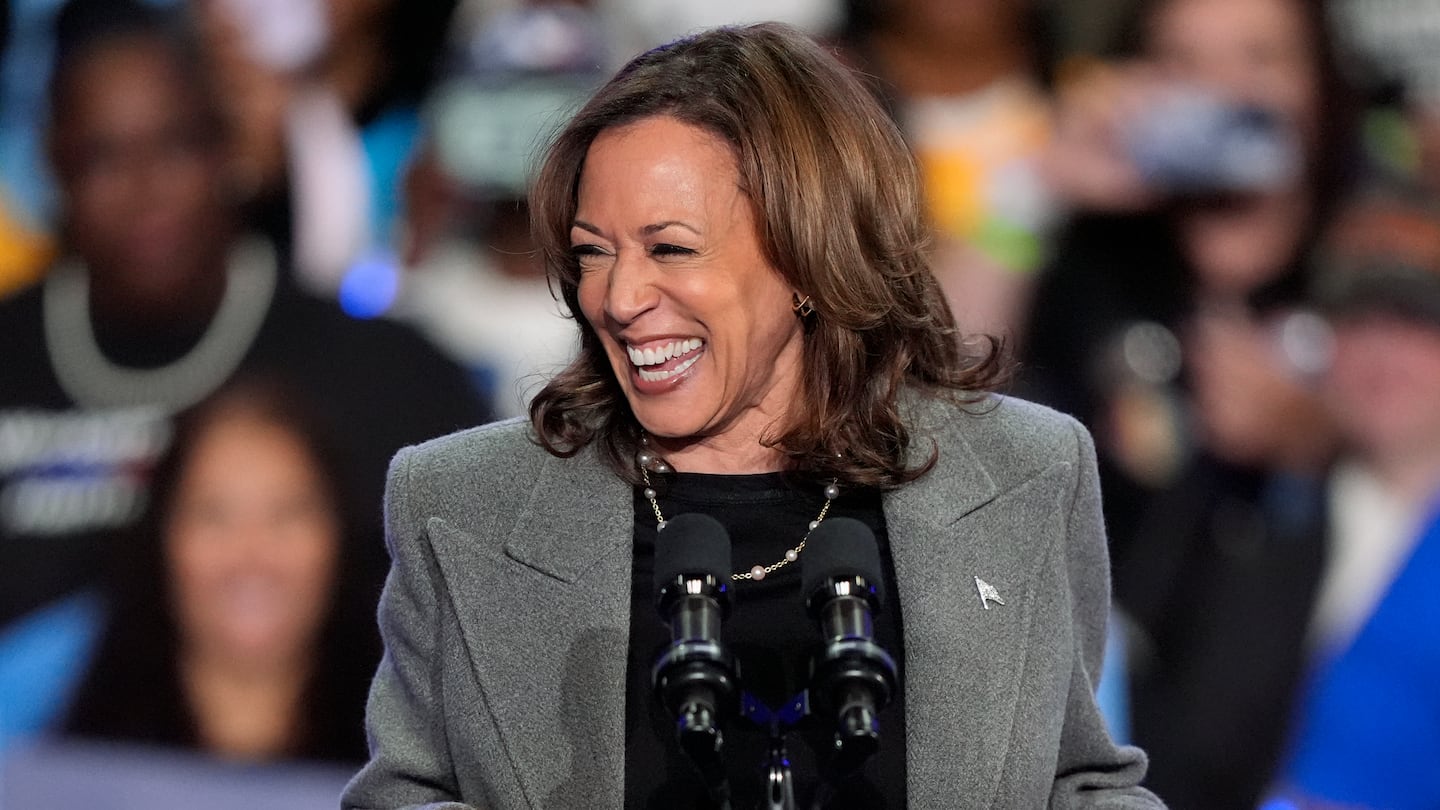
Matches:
[343,393,1165,809]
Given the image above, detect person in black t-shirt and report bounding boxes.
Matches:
[0,0,490,738]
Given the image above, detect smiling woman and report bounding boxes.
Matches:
[527,24,1004,489]
[64,375,372,764]
[345,22,1165,810]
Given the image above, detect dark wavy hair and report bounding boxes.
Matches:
[63,375,371,764]
[527,22,1008,490]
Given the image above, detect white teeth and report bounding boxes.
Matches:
[626,338,703,368]
[639,353,701,382]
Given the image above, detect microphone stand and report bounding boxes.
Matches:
[742,691,805,810]
[762,733,797,810]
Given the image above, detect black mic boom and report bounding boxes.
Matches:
[801,517,898,772]
[652,512,738,802]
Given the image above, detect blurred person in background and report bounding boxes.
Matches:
[1018,0,1362,806]
[593,0,840,68]
[64,375,371,764]
[195,0,458,307]
[392,1,597,418]
[0,0,489,746]
[1328,0,1440,197]
[834,0,1059,338]
[1262,184,1440,810]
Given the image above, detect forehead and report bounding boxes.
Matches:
[584,116,736,176]
[54,37,199,132]
[1148,0,1309,47]
[576,116,745,214]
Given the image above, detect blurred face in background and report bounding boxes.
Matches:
[165,411,340,674]
[48,37,229,317]
[1146,0,1322,152]
[882,0,1026,45]
[1326,314,1440,463]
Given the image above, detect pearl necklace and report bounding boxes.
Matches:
[636,435,840,582]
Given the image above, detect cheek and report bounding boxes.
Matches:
[166,529,224,619]
[168,525,214,580]
[576,274,605,327]
[286,522,340,596]
[69,174,127,237]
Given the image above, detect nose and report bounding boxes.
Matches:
[602,248,660,326]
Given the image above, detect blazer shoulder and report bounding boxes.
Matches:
[389,417,552,526]
[914,391,1092,486]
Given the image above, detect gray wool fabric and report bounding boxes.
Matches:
[342,392,1166,809]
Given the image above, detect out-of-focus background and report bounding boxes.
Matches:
[1,0,1438,807]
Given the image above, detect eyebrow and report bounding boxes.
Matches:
[570,220,701,238]
[643,221,701,236]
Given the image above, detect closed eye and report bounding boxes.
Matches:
[651,244,697,257]
[570,244,610,260]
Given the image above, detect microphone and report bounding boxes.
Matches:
[651,513,738,800]
[801,517,897,772]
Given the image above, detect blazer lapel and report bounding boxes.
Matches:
[887,396,1048,808]
[426,446,634,809]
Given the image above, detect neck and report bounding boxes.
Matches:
[322,28,388,115]
[1180,190,1312,302]
[180,650,311,760]
[649,430,789,476]
[85,246,232,333]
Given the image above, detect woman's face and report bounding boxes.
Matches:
[166,414,340,671]
[573,116,804,465]
[1146,0,1322,145]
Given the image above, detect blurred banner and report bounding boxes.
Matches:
[0,739,353,809]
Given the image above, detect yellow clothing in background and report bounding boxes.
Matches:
[0,193,53,298]
[906,78,1056,274]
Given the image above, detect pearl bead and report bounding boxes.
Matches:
[784,549,799,562]
[750,565,767,580]
[652,461,673,474]
[808,520,820,530]
[657,520,667,530]
[636,449,656,469]
[824,483,840,500]
[643,488,657,500]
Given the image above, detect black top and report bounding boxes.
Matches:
[625,472,905,809]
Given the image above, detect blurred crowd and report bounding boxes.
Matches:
[1,0,1438,807]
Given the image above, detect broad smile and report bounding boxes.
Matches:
[626,338,705,383]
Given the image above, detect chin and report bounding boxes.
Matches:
[630,406,706,443]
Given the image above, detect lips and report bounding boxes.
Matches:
[626,338,704,383]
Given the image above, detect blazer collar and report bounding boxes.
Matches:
[502,444,633,582]
[889,390,1001,525]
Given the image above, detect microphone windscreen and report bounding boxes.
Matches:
[653,512,732,591]
[801,517,886,606]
